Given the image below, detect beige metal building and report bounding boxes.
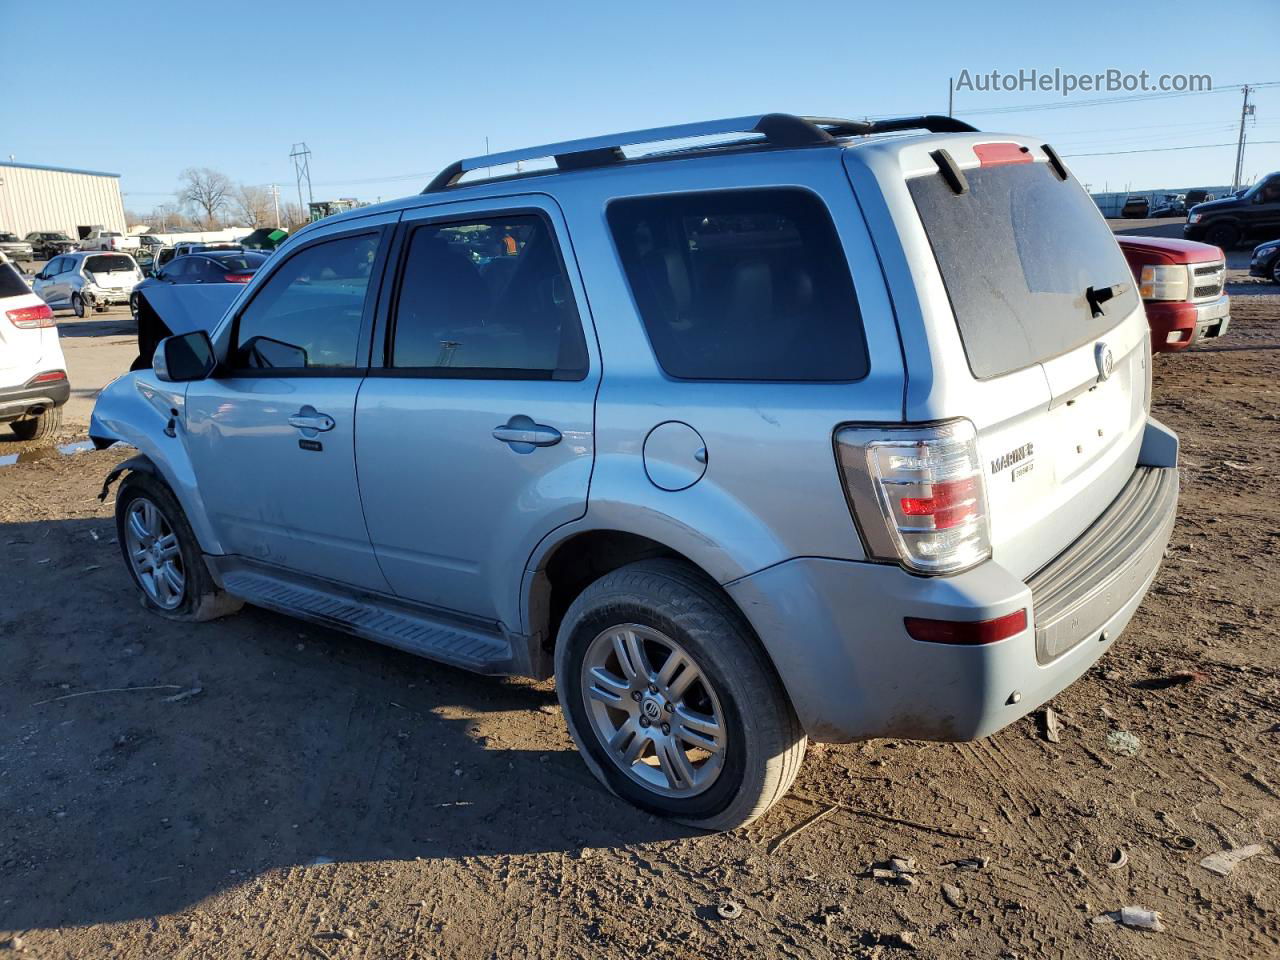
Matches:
[0,162,127,239]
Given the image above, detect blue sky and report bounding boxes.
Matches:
[3,0,1278,212]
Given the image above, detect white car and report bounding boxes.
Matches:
[0,254,68,440]
[33,251,143,317]
[78,230,141,252]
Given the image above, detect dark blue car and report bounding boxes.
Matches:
[130,250,268,319]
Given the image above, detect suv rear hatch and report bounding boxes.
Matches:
[876,142,1149,578]
[84,254,138,292]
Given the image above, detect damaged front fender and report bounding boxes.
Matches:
[90,370,224,555]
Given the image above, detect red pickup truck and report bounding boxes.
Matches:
[1116,235,1229,352]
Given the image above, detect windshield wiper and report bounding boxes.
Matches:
[1085,282,1126,318]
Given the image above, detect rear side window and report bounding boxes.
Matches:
[0,262,29,298]
[909,161,1139,379]
[85,255,135,273]
[232,232,379,370]
[390,214,588,378]
[607,189,868,381]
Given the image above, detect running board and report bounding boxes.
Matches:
[208,560,518,675]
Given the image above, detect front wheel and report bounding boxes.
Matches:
[555,559,806,831]
[1204,223,1239,249]
[1271,258,1280,285]
[130,293,139,319]
[115,471,243,622]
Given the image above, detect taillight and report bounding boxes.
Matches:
[27,370,67,385]
[6,304,55,329]
[835,419,992,574]
[1138,264,1190,301]
[223,273,253,283]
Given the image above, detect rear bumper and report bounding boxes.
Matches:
[728,428,1179,743]
[1146,295,1230,352]
[83,285,135,307]
[0,378,71,422]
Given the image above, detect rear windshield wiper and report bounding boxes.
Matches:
[1085,282,1126,318]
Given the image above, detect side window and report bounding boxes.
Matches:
[607,189,869,381]
[390,214,588,378]
[232,232,379,371]
[162,259,190,280]
[45,257,65,275]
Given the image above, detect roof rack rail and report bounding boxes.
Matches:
[422,112,980,192]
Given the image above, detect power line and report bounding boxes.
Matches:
[955,80,1280,116]
[1062,139,1280,158]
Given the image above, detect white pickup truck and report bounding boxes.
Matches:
[78,230,141,252]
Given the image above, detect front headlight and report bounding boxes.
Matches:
[1139,264,1191,301]
[1188,212,1202,224]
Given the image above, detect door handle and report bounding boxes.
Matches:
[492,414,561,450]
[288,406,335,433]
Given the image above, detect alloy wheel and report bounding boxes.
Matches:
[123,497,185,610]
[580,623,727,798]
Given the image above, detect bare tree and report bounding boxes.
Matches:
[230,184,275,228]
[149,203,194,232]
[280,201,309,231]
[177,167,233,227]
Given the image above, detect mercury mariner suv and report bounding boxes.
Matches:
[90,113,1180,830]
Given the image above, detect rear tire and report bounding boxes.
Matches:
[555,559,806,831]
[1271,258,1280,285]
[114,471,243,622]
[10,407,61,441]
[71,293,86,318]
[1204,223,1239,249]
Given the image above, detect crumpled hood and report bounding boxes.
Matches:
[137,282,243,336]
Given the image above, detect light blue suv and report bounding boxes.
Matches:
[91,114,1180,829]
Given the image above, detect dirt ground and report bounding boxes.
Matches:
[1,275,1277,959]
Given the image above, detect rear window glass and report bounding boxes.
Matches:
[909,161,1138,379]
[0,262,29,298]
[209,252,266,271]
[85,255,135,273]
[607,189,868,381]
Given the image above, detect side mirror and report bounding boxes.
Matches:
[153,330,216,383]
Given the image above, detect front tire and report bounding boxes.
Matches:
[9,407,61,441]
[1204,223,1239,249]
[555,559,806,831]
[114,471,243,622]
[71,293,86,318]
[1271,258,1280,285]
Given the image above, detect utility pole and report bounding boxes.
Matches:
[290,143,313,223]
[269,184,281,229]
[1231,85,1254,191]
